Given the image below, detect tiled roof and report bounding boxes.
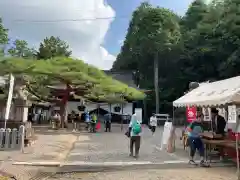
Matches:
[104,70,138,89]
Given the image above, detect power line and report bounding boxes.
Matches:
[8,15,129,23]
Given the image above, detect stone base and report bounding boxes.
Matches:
[24,136,37,147]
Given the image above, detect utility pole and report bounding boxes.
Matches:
[154,51,159,114]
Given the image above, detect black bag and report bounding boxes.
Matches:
[125,131,130,138]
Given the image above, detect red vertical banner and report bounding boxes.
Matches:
[186,106,196,122]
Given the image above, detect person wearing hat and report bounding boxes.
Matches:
[211,108,226,136]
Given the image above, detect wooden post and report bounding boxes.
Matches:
[167,106,175,153]
[60,84,71,128]
[121,103,124,131]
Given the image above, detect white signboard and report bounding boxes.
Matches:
[135,108,142,124]
[160,121,172,150]
[228,105,237,123]
[202,107,211,121]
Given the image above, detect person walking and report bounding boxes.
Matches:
[150,113,157,135]
[104,113,112,132]
[85,111,90,131]
[90,113,97,133]
[52,111,61,129]
[128,113,142,158]
[70,111,77,131]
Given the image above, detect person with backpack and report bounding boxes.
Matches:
[128,113,142,158]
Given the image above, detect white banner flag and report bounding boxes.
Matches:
[4,74,15,128]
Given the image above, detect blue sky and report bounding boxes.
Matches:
[0,0,194,69]
[104,0,193,56]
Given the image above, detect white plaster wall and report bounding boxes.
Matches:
[66,101,133,115]
[66,101,82,113]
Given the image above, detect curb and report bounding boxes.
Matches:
[12,160,188,168]
[13,160,188,167]
[13,161,61,167]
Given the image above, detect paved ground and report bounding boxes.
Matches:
[65,124,187,163]
[0,124,236,179]
[52,125,238,180]
[48,167,237,180]
[0,129,77,180]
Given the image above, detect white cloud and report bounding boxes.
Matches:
[118,39,124,46]
[0,0,116,70]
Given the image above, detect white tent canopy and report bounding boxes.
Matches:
[173,76,240,107]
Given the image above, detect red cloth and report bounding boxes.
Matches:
[96,122,101,130]
[186,106,197,122]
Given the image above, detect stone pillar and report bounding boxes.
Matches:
[14,99,31,122]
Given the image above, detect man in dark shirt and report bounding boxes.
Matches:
[104,113,112,132]
[211,108,226,135]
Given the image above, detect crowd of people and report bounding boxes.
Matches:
[29,107,227,164]
[67,110,113,133]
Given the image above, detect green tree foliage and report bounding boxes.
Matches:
[0,57,145,103]
[181,0,208,31]
[0,18,8,45]
[112,0,240,114]
[112,2,181,112]
[0,18,8,56]
[8,39,36,58]
[0,19,144,104]
[36,36,72,59]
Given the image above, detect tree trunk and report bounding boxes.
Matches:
[154,52,159,114]
[143,98,147,124]
[60,84,71,128]
[121,103,124,131]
